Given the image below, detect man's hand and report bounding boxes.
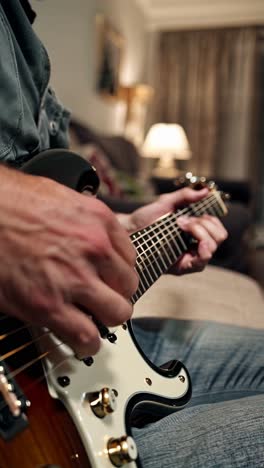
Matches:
[118,188,228,275]
[0,166,138,357]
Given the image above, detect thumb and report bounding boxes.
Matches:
[163,187,209,210]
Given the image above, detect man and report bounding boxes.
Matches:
[0,1,263,467]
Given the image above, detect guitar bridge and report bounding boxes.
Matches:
[0,362,29,440]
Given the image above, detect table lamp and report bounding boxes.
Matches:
[142,123,192,178]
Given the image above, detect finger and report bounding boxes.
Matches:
[47,303,101,357]
[161,187,209,211]
[83,199,137,267]
[96,249,139,299]
[177,217,218,253]
[109,220,137,267]
[173,252,205,274]
[200,215,228,242]
[186,215,227,245]
[71,278,134,327]
[197,240,214,262]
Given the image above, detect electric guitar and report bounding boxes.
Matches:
[0,150,228,468]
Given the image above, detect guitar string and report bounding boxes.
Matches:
[130,193,218,245]
[0,330,51,361]
[134,197,221,273]
[0,196,226,414]
[131,195,222,261]
[132,191,223,246]
[0,194,223,337]
[0,323,30,341]
[131,191,220,241]
[0,192,222,329]
[130,196,219,290]
[134,195,221,257]
[132,197,223,299]
[0,338,71,414]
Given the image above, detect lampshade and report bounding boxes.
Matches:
[142,123,191,160]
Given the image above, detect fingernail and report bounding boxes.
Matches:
[177,216,189,226]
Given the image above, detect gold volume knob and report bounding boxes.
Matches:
[107,436,138,467]
[89,387,117,418]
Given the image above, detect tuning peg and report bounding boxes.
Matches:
[185,172,193,180]
[199,176,207,183]
[207,181,216,190]
[221,192,231,201]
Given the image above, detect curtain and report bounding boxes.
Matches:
[152,27,258,179]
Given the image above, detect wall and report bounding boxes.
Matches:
[31,0,147,134]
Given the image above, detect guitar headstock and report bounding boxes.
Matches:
[175,172,230,201]
[175,172,230,216]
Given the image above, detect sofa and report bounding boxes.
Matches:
[69,118,264,330]
[133,265,264,329]
[69,118,253,275]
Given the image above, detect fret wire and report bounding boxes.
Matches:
[134,278,145,297]
[135,263,150,290]
[185,194,222,218]
[135,226,178,266]
[134,212,190,260]
[136,224,180,266]
[156,231,176,266]
[143,232,167,279]
[134,196,221,268]
[136,228,187,275]
[165,215,188,251]
[136,230,161,279]
[158,210,192,252]
[134,226,181,302]
[135,238,162,293]
[131,193,218,247]
[131,194,225,304]
[134,195,221,266]
[131,212,176,244]
[135,197,223,274]
[160,213,188,253]
[143,230,163,277]
[197,200,222,217]
[187,194,218,217]
[191,197,223,217]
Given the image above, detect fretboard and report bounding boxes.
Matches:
[130,190,227,304]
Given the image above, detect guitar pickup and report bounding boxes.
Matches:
[0,361,30,440]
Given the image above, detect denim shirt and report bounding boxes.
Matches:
[0,0,70,167]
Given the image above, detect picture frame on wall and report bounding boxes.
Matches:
[95,15,124,99]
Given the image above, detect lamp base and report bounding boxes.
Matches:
[152,159,182,179]
[151,153,185,179]
[152,166,181,178]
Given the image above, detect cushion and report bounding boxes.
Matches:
[133,266,264,329]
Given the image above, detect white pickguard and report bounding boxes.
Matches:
[40,324,190,468]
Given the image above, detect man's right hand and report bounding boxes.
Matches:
[0,165,138,357]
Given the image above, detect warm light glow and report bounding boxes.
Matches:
[142,123,191,160]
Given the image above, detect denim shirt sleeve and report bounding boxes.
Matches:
[0,7,23,162]
[0,1,71,167]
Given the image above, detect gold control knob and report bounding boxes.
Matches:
[107,436,138,467]
[89,387,117,418]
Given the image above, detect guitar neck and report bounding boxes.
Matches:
[131,190,227,304]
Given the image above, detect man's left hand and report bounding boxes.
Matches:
[119,188,228,275]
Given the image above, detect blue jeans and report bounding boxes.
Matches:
[132,319,264,467]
